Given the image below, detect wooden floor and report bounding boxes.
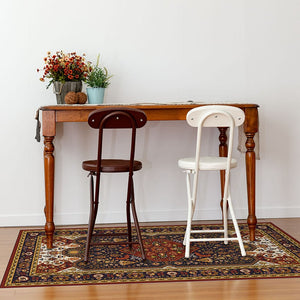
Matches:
[0,218,300,300]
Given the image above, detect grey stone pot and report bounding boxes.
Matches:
[53,81,82,104]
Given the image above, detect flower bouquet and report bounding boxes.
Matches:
[38,51,90,104]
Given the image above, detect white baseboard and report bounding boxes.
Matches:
[0,209,223,227]
[1,207,300,227]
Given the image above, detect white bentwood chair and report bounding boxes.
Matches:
[178,105,246,258]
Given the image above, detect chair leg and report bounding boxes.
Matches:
[223,191,229,245]
[85,174,98,262]
[185,206,192,258]
[184,171,194,258]
[183,175,189,246]
[126,176,133,249]
[130,179,146,260]
[227,195,246,256]
[183,172,191,245]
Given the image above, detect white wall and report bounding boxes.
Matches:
[1,0,300,226]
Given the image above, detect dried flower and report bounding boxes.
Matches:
[38,50,89,88]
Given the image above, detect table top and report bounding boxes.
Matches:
[40,102,259,111]
[39,102,259,124]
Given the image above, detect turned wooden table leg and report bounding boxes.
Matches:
[244,107,258,241]
[245,133,257,241]
[42,111,56,249]
[218,127,228,212]
[44,136,55,248]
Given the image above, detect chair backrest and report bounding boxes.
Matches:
[88,107,147,129]
[187,105,245,170]
[187,105,245,128]
[88,107,147,173]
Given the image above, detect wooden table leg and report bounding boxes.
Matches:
[42,111,56,249]
[245,133,257,241]
[244,107,259,241]
[219,122,257,241]
[218,127,228,212]
[44,136,55,248]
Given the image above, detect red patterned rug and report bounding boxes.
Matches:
[1,223,300,288]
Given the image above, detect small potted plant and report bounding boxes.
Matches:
[85,55,112,104]
[38,51,89,104]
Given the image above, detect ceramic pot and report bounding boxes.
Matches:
[86,87,105,104]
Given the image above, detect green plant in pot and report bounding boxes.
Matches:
[85,55,112,104]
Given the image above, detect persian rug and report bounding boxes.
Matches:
[1,223,300,288]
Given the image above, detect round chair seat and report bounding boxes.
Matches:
[178,156,237,171]
[82,159,142,173]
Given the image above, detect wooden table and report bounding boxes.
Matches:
[40,103,259,248]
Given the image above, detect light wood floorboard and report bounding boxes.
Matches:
[0,218,299,300]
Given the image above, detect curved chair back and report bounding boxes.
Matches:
[88,107,147,174]
[187,106,244,157]
[187,105,245,128]
[88,107,147,129]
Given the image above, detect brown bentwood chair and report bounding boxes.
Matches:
[82,107,147,262]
